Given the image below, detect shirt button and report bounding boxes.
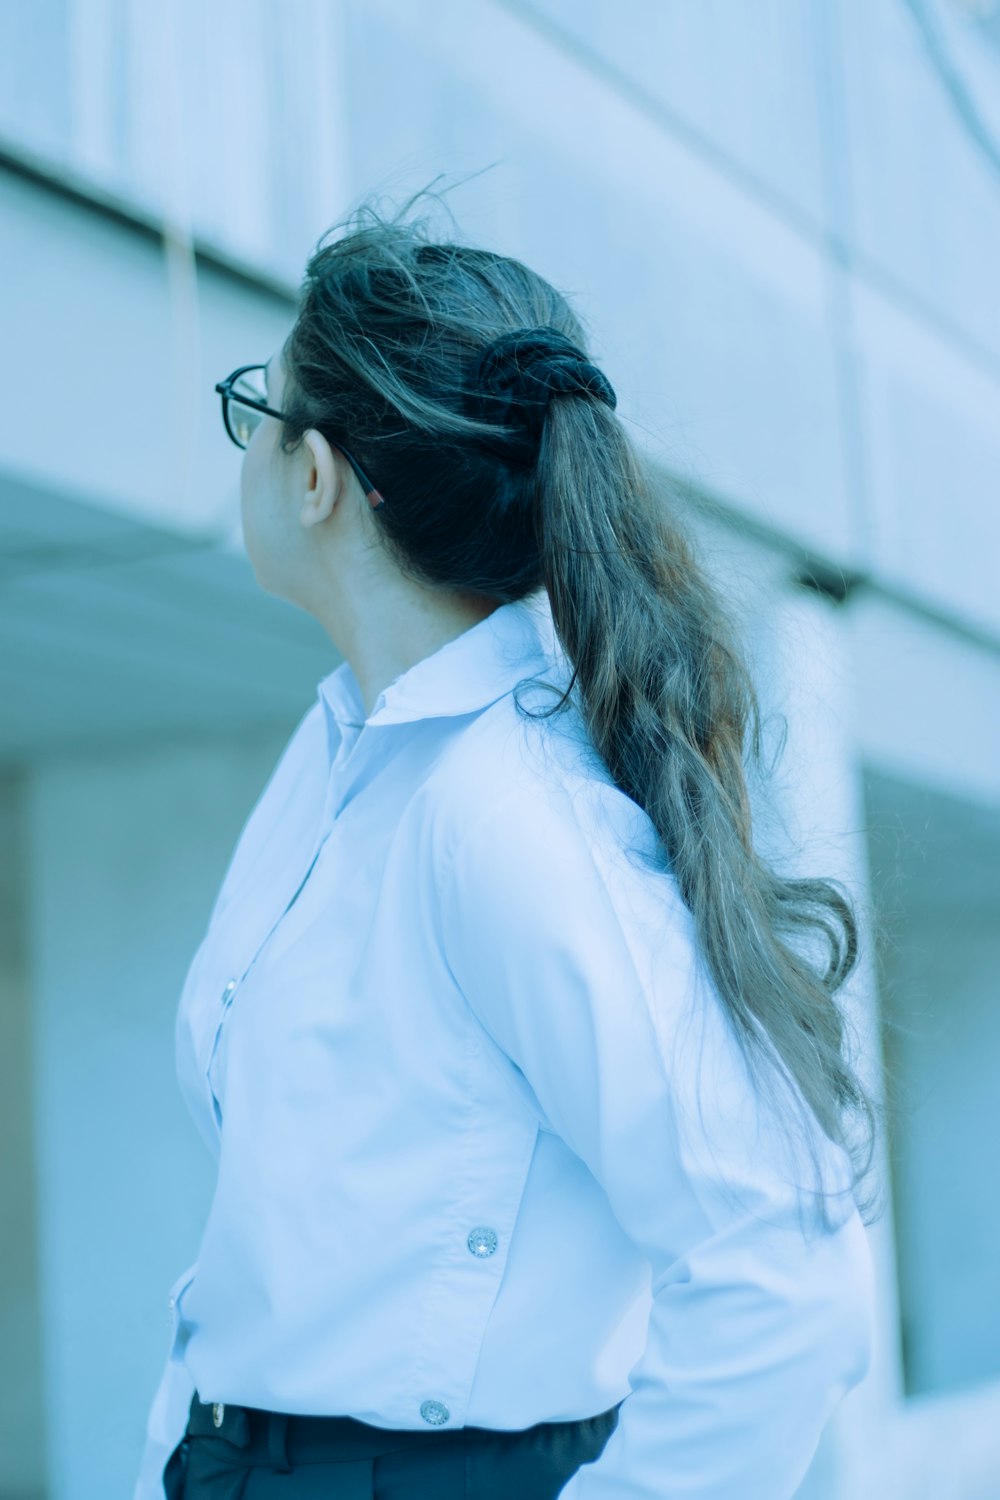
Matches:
[419,1399,450,1425]
[222,979,237,1001]
[467,1227,498,1257]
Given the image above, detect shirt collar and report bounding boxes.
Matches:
[315,589,569,741]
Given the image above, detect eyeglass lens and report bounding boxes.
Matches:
[228,368,268,447]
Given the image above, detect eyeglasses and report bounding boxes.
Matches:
[214,363,385,508]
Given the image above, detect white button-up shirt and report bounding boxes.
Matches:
[134,588,875,1500]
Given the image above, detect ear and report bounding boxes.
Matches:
[298,428,343,528]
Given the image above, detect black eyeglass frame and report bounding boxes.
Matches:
[214,364,385,508]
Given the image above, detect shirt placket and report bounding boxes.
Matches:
[203,719,383,1129]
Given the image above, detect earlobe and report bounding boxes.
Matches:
[300,489,332,530]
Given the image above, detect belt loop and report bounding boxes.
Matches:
[267,1411,292,1472]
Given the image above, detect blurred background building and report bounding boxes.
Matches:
[1,2,998,1496]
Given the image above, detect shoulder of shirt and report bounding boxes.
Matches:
[424,676,688,921]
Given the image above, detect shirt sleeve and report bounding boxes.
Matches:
[436,776,875,1500]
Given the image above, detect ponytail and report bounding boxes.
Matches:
[536,393,879,1231]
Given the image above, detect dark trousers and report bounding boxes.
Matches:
[164,1391,623,1499]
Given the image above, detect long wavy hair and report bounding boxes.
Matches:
[278,187,883,1233]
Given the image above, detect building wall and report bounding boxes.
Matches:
[0,1,998,1496]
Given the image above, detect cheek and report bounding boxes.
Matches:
[238,446,267,559]
[239,438,288,567]
[239,437,258,501]
[239,436,267,523]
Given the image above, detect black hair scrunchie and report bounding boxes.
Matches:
[465,324,617,463]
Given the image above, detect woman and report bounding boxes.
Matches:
[135,192,880,1500]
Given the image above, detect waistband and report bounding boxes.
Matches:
[185,1391,623,1471]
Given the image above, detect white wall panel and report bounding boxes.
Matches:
[852,277,1000,638]
[517,0,832,231]
[846,592,1000,807]
[839,0,1000,365]
[0,171,294,537]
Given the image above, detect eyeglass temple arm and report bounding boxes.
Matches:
[216,378,385,509]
